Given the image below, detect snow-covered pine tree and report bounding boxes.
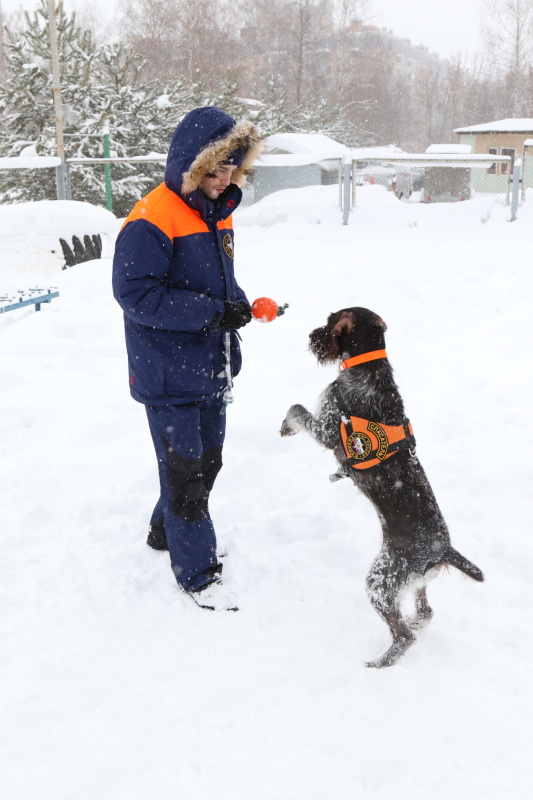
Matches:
[288,96,362,145]
[76,39,171,216]
[0,2,108,205]
[0,2,204,215]
[254,73,363,144]
[259,75,291,135]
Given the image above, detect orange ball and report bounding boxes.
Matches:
[251,297,278,323]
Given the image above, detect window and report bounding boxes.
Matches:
[487,147,497,174]
[501,147,516,175]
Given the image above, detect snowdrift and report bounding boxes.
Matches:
[1,193,532,799]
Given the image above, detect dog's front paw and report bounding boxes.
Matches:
[280,405,302,437]
[280,417,298,437]
[280,405,308,437]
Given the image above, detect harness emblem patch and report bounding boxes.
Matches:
[367,421,389,460]
[222,233,234,259]
[346,431,372,460]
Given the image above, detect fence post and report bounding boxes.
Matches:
[48,0,68,201]
[510,158,521,222]
[521,147,530,202]
[64,161,72,200]
[342,159,351,225]
[55,164,69,201]
[102,128,113,212]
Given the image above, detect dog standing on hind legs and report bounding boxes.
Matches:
[280,307,484,668]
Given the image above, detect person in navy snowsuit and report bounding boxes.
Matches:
[113,107,262,606]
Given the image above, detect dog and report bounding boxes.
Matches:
[280,307,484,668]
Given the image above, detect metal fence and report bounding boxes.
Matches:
[235,155,343,227]
[235,153,525,227]
[2,150,528,226]
[65,154,344,225]
[521,144,533,202]
[349,154,513,209]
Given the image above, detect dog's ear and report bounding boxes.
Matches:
[375,314,387,332]
[331,312,354,339]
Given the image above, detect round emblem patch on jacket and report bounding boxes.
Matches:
[346,431,372,460]
[223,233,234,259]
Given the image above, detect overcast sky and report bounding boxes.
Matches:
[2,0,484,61]
[370,0,483,59]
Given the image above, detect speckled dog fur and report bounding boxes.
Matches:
[280,307,484,668]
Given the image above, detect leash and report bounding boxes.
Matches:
[220,330,235,413]
[220,299,289,413]
[329,350,416,481]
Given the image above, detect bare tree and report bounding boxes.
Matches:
[331,0,364,98]
[286,0,316,105]
[119,0,180,80]
[331,0,370,31]
[120,0,237,85]
[237,0,330,107]
[0,4,5,79]
[482,0,533,115]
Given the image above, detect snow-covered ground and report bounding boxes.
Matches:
[1,190,532,799]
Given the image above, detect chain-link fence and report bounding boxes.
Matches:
[233,152,522,227]
[3,150,528,227]
[66,156,166,218]
[350,154,513,208]
[234,155,343,227]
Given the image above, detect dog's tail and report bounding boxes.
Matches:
[443,548,484,582]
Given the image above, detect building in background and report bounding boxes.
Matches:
[238,17,449,153]
[331,20,448,152]
[454,118,533,193]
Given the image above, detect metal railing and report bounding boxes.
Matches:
[349,154,513,210]
[65,155,166,212]
[234,154,343,227]
[2,150,527,224]
[0,288,59,315]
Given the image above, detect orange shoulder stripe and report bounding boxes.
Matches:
[121,183,209,240]
[217,215,233,230]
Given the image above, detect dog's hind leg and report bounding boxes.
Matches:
[365,549,416,669]
[406,586,434,630]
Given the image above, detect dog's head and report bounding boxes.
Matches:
[309,307,387,364]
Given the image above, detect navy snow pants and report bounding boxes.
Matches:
[146,396,226,592]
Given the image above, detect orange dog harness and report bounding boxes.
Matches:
[331,350,416,474]
[339,414,415,470]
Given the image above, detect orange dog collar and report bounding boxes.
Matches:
[340,349,387,371]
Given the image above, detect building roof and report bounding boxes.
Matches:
[264,133,349,157]
[426,144,471,154]
[454,118,533,134]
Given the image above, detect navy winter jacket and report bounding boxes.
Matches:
[112,108,256,405]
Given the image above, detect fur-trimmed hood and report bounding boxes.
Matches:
[165,107,262,202]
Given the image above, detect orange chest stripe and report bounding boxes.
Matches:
[122,184,233,241]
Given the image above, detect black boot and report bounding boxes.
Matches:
[147,518,168,551]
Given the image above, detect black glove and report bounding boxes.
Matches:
[219,301,252,330]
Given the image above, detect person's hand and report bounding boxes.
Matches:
[220,301,252,330]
